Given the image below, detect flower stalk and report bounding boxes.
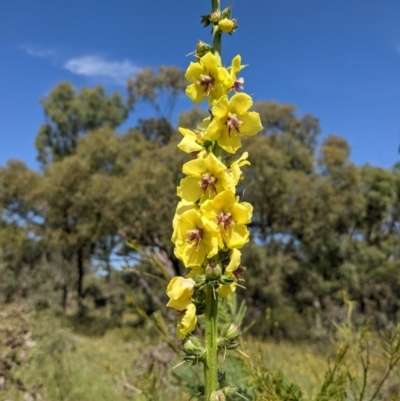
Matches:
[204,284,219,397]
[166,1,262,399]
[211,0,222,65]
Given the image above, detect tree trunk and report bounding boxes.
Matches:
[62,282,68,315]
[77,249,85,314]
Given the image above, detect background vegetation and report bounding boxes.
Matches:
[1,66,400,399]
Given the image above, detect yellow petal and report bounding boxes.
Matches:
[231,202,253,225]
[219,282,237,298]
[166,276,195,301]
[211,96,229,120]
[181,242,207,267]
[239,112,263,136]
[176,303,197,339]
[226,249,241,273]
[178,135,203,153]
[231,55,242,75]
[185,62,204,82]
[167,297,191,311]
[200,52,220,72]
[236,152,251,167]
[230,153,250,184]
[217,130,242,154]
[186,266,205,278]
[224,224,249,249]
[229,93,253,115]
[182,158,206,176]
[186,84,205,104]
[203,118,224,141]
[178,176,202,202]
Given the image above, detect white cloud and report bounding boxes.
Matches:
[63,55,139,83]
[22,45,56,58]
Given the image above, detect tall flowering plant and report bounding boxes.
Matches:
[166,1,262,399]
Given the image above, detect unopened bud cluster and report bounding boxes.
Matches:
[201,6,238,35]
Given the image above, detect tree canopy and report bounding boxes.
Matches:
[1,69,399,339]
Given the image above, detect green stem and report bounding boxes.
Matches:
[204,2,221,399]
[211,0,222,64]
[204,284,219,399]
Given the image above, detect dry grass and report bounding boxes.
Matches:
[1,305,400,401]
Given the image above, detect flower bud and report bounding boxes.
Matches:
[205,263,222,281]
[222,386,237,396]
[210,390,226,401]
[221,323,240,340]
[209,11,220,23]
[195,40,212,58]
[218,18,235,33]
[192,273,206,287]
[182,335,202,353]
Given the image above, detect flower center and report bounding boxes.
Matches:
[177,309,187,318]
[216,211,235,231]
[226,113,243,137]
[232,77,244,93]
[197,74,214,96]
[232,266,245,280]
[186,226,204,251]
[198,173,218,194]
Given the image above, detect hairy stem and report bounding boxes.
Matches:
[211,0,222,64]
[204,284,219,399]
[204,2,222,398]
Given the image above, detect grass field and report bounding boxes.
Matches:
[1,304,399,401]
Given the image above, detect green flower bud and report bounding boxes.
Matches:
[221,323,240,340]
[222,386,237,396]
[209,11,220,23]
[210,390,226,401]
[205,263,222,281]
[195,40,212,58]
[182,335,202,353]
[193,274,206,287]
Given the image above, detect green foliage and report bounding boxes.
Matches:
[1,303,400,400]
[1,69,400,344]
[35,82,128,165]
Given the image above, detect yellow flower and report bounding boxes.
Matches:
[204,93,263,154]
[219,249,241,297]
[166,276,195,310]
[218,18,235,33]
[229,152,251,185]
[185,52,230,105]
[172,200,197,245]
[178,153,236,204]
[186,265,205,278]
[229,55,246,93]
[219,282,237,297]
[173,208,222,267]
[176,303,197,339]
[225,248,241,275]
[177,127,206,156]
[201,191,252,249]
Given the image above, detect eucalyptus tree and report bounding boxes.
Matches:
[35,82,128,166]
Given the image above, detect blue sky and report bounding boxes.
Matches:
[1,0,399,170]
